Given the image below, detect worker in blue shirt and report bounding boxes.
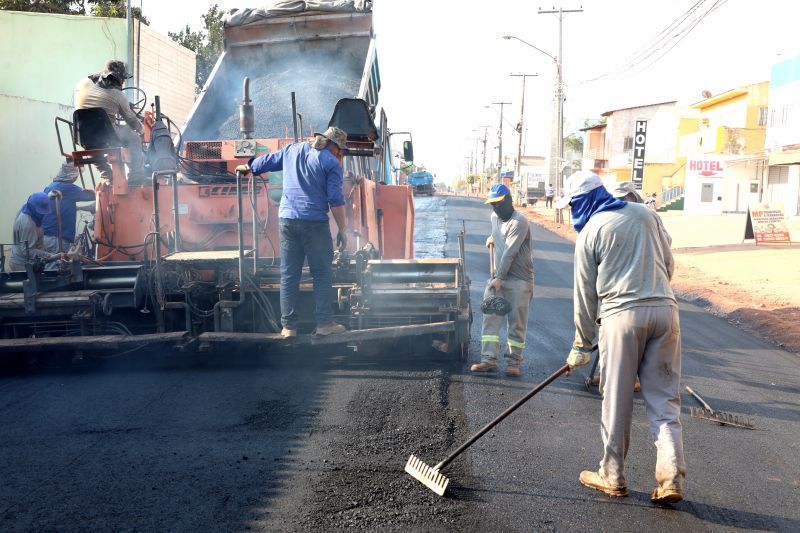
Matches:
[237,126,349,337]
[42,163,96,253]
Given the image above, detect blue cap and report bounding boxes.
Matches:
[485,183,511,204]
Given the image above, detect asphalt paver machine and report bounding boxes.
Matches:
[0,3,470,361]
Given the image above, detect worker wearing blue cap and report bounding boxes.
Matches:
[471,183,534,377]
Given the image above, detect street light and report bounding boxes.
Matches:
[503,34,565,220]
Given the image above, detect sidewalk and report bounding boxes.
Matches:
[519,203,800,354]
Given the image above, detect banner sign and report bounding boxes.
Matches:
[631,120,647,186]
[744,202,792,243]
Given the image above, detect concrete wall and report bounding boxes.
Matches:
[132,21,196,127]
[0,12,128,105]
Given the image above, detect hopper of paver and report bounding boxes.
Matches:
[183,6,376,142]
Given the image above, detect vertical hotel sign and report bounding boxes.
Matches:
[631,120,647,186]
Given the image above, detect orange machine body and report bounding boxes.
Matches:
[92,137,415,263]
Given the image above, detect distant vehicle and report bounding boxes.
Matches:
[408,171,435,196]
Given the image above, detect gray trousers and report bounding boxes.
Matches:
[95,125,144,180]
[480,278,533,366]
[598,305,685,490]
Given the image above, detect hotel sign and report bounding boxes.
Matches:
[631,120,647,186]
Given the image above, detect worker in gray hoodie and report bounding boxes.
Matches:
[471,183,534,378]
[559,171,685,504]
[10,193,58,271]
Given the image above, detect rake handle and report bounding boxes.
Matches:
[685,385,715,413]
[488,242,496,278]
[434,363,570,471]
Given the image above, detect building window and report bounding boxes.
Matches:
[623,136,633,151]
[758,107,768,126]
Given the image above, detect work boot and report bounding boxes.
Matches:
[651,486,683,504]
[315,322,346,336]
[470,361,499,373]
[505,365,521,377]
[281,327,297,339]
[579,470,628,497]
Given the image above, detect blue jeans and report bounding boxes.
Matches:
[279,218,334,329]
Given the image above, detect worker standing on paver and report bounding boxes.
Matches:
[42,163,96,253]
[236,127,349,337]
[559,171,685,504]
[74,60,145,182]
[471,183,534,377]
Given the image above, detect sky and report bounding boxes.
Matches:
[142,0,800,184]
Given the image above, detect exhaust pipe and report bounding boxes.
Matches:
[240,77,254,139]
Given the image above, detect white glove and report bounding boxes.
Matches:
[485,235,494,248]
[566,347,593,371]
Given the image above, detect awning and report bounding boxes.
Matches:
[768,150,800,165]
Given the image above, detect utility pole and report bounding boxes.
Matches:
[491,102,511,184]
[538,5,582,222]
[511,73,537,203]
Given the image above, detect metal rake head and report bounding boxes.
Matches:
[405,454,449,496]
[690,407,754,429]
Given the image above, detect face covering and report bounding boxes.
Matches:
[569,186,626,232]
[492,196,515,221]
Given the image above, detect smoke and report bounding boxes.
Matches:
[184,36,369,142]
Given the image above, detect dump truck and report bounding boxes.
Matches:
[408,171,435,196]
[0,2,470,362]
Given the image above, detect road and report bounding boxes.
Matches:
[0,195,798,531]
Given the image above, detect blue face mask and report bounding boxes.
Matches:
[569,186,626,232]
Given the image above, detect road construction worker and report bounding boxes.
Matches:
[42,163,96,253]
[471,183,534,378]
[559,171,685,504]
[612,181,643,203]
[236,127,349,337]
[74,60,145,182]
[9,193,58,271]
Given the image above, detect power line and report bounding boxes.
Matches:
[578,0,729,85]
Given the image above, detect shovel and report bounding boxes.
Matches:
[406,362,571,496]
[479,242,511,316]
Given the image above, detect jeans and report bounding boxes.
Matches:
[279,218,334,329]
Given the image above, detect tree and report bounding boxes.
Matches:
[1,0,148,22]
[168,4,224,93]
[564,134,583,154]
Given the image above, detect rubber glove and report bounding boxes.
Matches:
[235,164,251,175]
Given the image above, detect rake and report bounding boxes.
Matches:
[685,385,754,430]
[405,363,570,496]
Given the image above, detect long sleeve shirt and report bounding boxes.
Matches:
[74,78,143,134]
[572,202,676,350]
[248,142,345,222]
[42,181,95,242]
[10,212,50,270]
[490,210,534,282]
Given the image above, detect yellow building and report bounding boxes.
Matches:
[677,82,769,215]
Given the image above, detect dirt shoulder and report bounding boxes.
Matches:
[518,205,800,355]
